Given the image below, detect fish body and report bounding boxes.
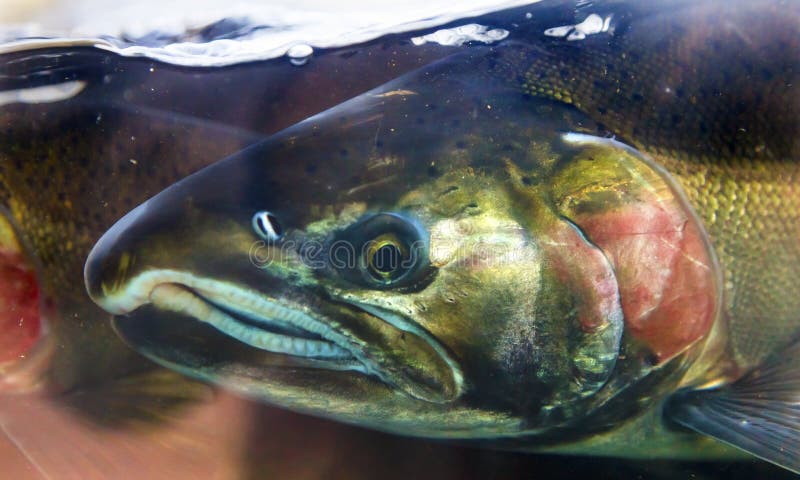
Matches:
[84,58,733,451]
[62,0,800,473]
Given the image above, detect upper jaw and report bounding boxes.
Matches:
[97,269,464,403]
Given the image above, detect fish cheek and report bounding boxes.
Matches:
[419,214,626,425]
[412,249,562,417]
[494,274,579,418]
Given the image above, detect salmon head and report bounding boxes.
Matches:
[85,54,722,440]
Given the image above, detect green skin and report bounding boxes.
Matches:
[85,0,797,460]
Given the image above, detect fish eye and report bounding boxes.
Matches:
[336,212,430,289]
[364,233,410,282]
[252,211,283,241]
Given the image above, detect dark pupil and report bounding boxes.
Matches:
[266,214,282,236]
[373,244,402,274]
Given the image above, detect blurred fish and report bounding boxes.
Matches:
[0,99,258,412]
[84,0,800,474]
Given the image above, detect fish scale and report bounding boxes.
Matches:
[0,104,256,391]
[651,153,800,368]
[489,2,800,369]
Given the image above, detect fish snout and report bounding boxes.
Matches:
[84,201,155,315]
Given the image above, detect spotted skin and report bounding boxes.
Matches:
[0,104,255,390]
[490,2,800,369]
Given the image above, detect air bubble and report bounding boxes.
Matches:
[286,44,313,66]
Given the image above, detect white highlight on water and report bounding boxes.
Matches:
[0,80,86,107]
[544,13,613,41]
[286,43,313,66]
[0,0,539,66]
[411,23,509,47]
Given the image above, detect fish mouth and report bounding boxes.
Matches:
[99,270,462,403]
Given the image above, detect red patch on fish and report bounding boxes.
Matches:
[539,219,622,334]
[574,201,717,362]
[0,251,41,364]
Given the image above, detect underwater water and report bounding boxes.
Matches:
[1,0,799,478]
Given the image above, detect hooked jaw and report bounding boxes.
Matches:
[84,211,464,405]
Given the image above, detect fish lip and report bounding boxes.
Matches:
[96,269,374,371]
[97,269,463,401]
[155,284,367,365]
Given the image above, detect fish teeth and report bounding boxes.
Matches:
[149,283,351,359]
[194,284,349,346]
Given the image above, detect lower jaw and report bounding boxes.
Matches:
[113,295,459,404]
[111,308,401,409]
[111,310,502,439]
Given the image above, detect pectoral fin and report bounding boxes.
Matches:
[664,336,800,473]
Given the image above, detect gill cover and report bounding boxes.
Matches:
[85,48,720,437]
